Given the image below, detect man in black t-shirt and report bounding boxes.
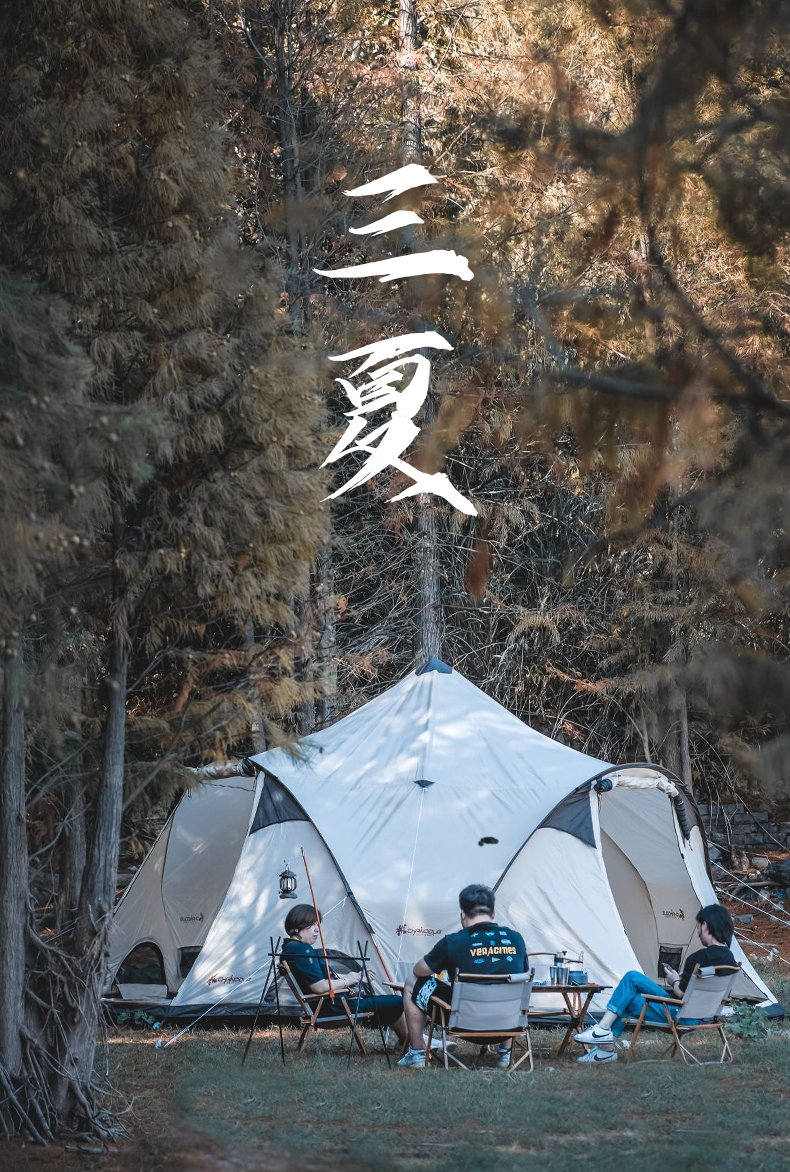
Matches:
[397,884,529,1068]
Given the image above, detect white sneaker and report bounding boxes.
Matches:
[495,1046,512,1070]
[397,1048,426,1068]
[574,1024,615,1045]
[577,1045,617,1065]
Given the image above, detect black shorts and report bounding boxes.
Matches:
[412,974,452,1013]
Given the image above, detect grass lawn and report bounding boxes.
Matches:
[4,965,790,1172]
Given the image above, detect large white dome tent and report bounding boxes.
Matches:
[161,658,775,1015]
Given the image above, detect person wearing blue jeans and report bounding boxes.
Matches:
[574,904,736,1064]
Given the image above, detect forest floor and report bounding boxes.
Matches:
[3,962,790,1172]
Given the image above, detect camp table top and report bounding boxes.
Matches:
[529,984,610,1056]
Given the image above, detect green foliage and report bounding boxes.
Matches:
[727,1002,771,1041]
[116,1009,161,1030]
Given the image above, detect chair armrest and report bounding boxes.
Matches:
[431,997,452,1011]
[642,993,684,1006]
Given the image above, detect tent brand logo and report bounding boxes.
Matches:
[662,909,686,920]
[207,974,245,985]
[179,913,204,923]
[396,923,442,937]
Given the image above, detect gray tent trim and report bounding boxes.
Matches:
[538,787,597,847]
[255,768,389,974]
[494,763,698,897]
[249,772,310,835]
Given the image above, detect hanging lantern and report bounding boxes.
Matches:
[279,862,298,900]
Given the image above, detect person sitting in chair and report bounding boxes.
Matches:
[573,903,736,1064]
[280,904,408,1044]
[398,883,529,1069]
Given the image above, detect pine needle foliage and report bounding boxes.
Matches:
[0,0,325,1139]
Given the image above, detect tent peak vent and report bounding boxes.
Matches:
[414,778,434,789]
[416,656,452,675]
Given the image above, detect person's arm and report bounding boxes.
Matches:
[308,971,362,996]
[288,943,363,997]
[674,948,704,996]
[662,964,683,996]
[415,935,449,979]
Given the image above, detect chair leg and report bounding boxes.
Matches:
[719,1025,733,1063]
[678,1026,734,1066]
[510,1031,534,1072]
[626,1008,647,1062]
[297,1023,312,1052]
[340,998,368,1056]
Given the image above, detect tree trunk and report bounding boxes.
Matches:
[415,501,443,662]
[677,690,692,790]
[273,0,307,334]
[399,0,421,162]
[243,619,267,753]
[314,547,336,728]
[0,636,27,1079]
[57,771,86,925]
[398,0,442,664]
[76,629,127,954]
[295,569,316,736]
[59,622,128,1108]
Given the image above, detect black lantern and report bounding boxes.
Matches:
[279,862,298,900]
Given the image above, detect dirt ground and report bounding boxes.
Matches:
[719,847,790,966]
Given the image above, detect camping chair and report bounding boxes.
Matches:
[426,970,535,1071]
[280,961,381,1056]
[623,964,740,1065]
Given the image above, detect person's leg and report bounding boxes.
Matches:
[352,994,409,1044]
[576,971,670,1050]
[605,971,672,1036]
[402,975,429,1050]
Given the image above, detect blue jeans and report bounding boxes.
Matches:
[607,971,700,1037]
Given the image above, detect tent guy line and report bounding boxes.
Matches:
[713,861,790,925]
[156,952,276,1048]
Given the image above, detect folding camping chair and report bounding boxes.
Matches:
[280,961,380,1056]
[426,970,535,1071]
[623,964,741,1065]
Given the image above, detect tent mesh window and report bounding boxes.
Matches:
[178,946,202,979]
[116,942,166,986]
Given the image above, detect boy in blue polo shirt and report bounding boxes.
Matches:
[398,883,529,1068]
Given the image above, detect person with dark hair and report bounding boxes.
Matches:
[280,904,408,1043]
[573,903,736,1064]
[398,884,529,1069]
